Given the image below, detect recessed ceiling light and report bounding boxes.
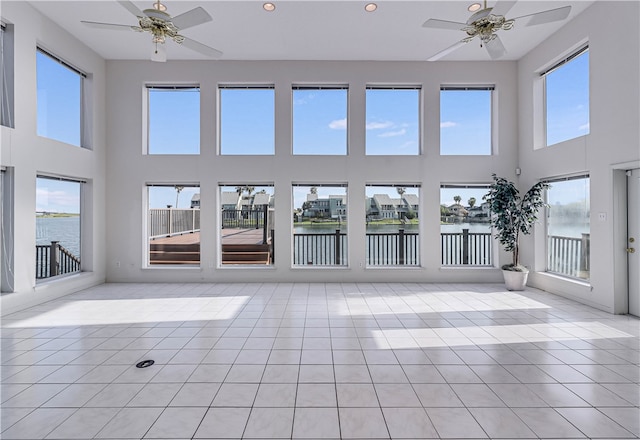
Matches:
[263,2,276,12]
[468,3,482,12]
[364,3,377,12]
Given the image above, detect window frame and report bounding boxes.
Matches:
[35,174,84,281]
[541,45,590,147]
[543,174,591,281]
[145,84,201,155]
[439,85,494,156]
[218,85,276,156]
[365,86,421,156]
[1,21,14,128]
[439,183,493,267]
[36,47,87,147]
[292,85,349,156]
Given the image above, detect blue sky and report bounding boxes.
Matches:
[36,52,589,212]
[36,178,80,214]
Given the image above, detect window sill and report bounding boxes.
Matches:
[535,271,591,288]
[439,266,496,270]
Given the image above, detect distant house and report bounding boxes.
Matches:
[448,203,469,217]
[467,202,490,219]
[190,193,200,208]
[303,194,346,219]
[369,194,420,220]
[221,192,241,211]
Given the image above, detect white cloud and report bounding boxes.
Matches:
[578,123,590,131]
[366,121,394,130]
[329,118,347,130]
[378,128,406,138]
[440,121,458,128]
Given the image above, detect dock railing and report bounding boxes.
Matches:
[36,241,80,279]
[294,230,348,266]
[150,208,200,239]
[441,229,492,266]
[547,233,590,279]
[367,229,419,266]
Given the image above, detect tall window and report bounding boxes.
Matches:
[544,46,589,146]
[147,185,200,266]
[1,167,13,292]
[440,86,492,155]
[219,185,274,266]
[36,176,82,280]
[293,87,348,155]
[366,87,420,155]
[219,86,274,155]
[1,21,14,128]
[546,175,590,280]
[37,48,84,146]
[147,86,200,154]
[366,185,420,266]
[440,185,492,266]
[293,184,347,266]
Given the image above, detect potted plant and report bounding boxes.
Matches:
[483,174,549,290]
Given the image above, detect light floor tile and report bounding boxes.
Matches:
[0,408,75,440]
[513,407,585,438]
[339,407,389,439]
[254,383,297,407]
[244,407,294,438]
[336,383,379,407]
[469,407,536,438]
[95,407,164,439]
[292,407,340,439]
[45,407,118,439]
[169,382,221,406]
[145,407,208,439]
[194,407,251,438]
[426,407,488,438]
[382,407,438,438]
[556,407,636,438]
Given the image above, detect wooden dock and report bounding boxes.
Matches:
[149,229,270,265]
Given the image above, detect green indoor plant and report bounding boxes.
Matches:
[483,174,549,290]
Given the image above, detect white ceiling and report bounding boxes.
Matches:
[27,1,593,62]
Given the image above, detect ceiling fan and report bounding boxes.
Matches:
[422,0,571,61]
[81,0,223,62]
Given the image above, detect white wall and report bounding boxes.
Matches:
[517,1,640,313]
[105,59,518,284]
[0,2,107,315]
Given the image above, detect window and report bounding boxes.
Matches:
[219,86,274,155]
[546,175,590,280]
[1,21,14,128]
[293,87,347,155]
[1,167,13,292]
[544,46,589,146]
[37,48,84,146]
[147,185,200,266]
[440,86,492,155]
[293,184,347,266]
[440,185,492,266]
[220,185,274,266]
[366,185,420,266]
[36,176,82,279]
[147,86,200,154]
[366,87,420,155]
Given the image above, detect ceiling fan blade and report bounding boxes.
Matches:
[485,35,507,59]
[179,36,223,59]
[81,20,135,31]
[422,18,466,31]
[514,6,571,27]
[427,40,467,62]
[171,7,212,31]
[118,0,144,17]
[490,1,517,17]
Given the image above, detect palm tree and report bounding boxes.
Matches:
[310,186,318,195]
[468,197,476,208]
[244,186,255,197]
[453,195,462,205]
[396,187,406,197]
[174,186,184,209]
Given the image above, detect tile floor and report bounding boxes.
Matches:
[1,282,639,439]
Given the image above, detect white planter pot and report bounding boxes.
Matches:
[502,269,529,291]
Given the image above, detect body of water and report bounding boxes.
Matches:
[36,217,81,258]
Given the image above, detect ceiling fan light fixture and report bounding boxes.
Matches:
[152,1,167,12]
[468,3,482,12]
[364,3,378,12]
[263,3,276,12]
